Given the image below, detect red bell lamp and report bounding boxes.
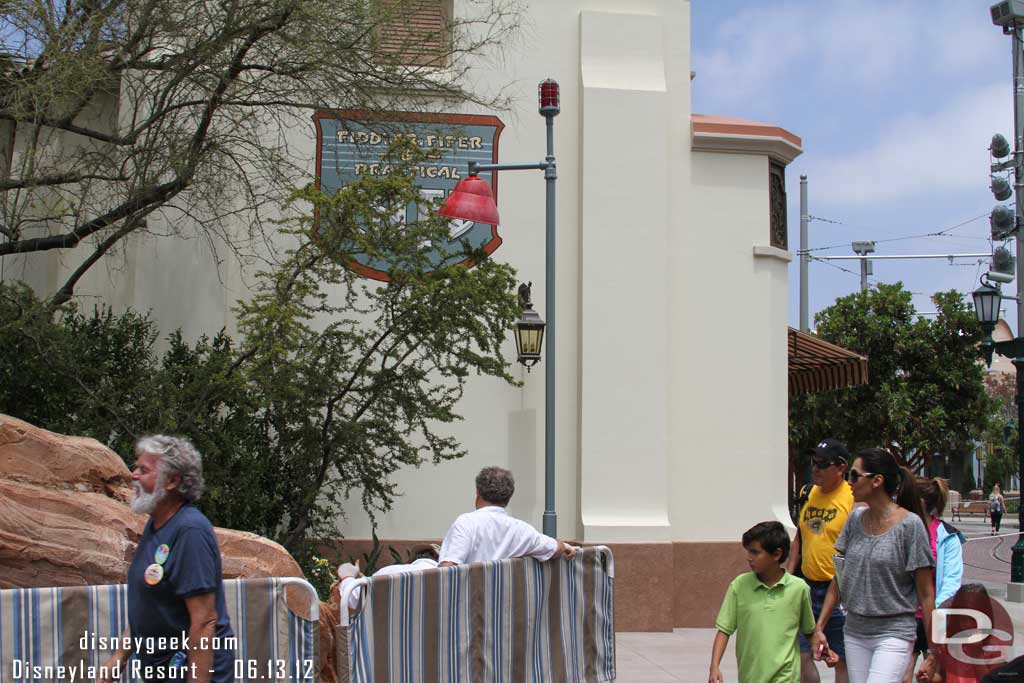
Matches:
[438,174,499,225]
[538,79,560,116]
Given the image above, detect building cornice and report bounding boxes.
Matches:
[691,114,803,165]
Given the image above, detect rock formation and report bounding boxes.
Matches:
[0,414,339,682]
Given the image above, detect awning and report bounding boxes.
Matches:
[788,327,869,396]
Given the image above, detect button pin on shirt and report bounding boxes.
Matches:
[144,563,164,585]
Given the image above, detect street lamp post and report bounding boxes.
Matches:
[975,283,1024,593]
[439,79,560,537]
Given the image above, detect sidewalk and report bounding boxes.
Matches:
[617,628,836,682]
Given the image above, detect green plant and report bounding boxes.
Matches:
[300,554,336,600]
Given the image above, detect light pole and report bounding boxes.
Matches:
[439,79,560,536]
[974,283,1024,594]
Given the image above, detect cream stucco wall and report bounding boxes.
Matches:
[3,0,799,548]
[677,150,792,541]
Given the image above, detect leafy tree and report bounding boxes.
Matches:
[984,441,1016,492]
[982,372,1018,491]
[231,139,519,554]
[0,140,521,566]
[790,283,994,471]
[0,0,522,306]
[0,281,160,449]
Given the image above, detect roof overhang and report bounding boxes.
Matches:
[788,327,869,396]
[691,114,803,165]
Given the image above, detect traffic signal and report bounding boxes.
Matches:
[990,133,1017,239]
[993,176,1012,201]
[989,245,1016,284]
[992,205,1015,239]
[992,133,1011,158]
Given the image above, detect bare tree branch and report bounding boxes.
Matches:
[0,0,524,301]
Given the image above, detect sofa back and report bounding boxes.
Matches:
[0,577,319,683]
[337,547,615,683]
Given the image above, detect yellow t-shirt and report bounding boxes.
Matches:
[799,482,854,582]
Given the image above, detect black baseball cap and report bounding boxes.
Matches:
[810,438,849,466]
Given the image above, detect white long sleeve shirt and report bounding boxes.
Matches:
[340,558,439,610]
[438,505,559,565]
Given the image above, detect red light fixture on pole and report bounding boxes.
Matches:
[438,174,500,225]
[538,79,560,115]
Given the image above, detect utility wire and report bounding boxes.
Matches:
[809,255,880,286]
[803,213,989,254]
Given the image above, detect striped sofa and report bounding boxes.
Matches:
[337,547,615,682]
[0,577,319,683]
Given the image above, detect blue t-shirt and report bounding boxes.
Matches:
[127,503,235,682]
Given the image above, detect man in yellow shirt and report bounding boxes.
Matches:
[786,438,854,683]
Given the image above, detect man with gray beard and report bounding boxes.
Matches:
[99,436,234,683]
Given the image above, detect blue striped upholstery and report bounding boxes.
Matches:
[0,578,319,683]
[340,547,615,683]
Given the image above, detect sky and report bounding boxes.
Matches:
[690,0,1016,331]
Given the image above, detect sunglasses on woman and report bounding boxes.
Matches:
[847,469,875,483]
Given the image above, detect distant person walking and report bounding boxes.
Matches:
[811,448,936,683]
[786,438,853,683]
[989,483,1006,535]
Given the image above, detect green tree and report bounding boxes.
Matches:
[981,372,1017,491]
[790,283,994,469]
[0,0,522,306]
[0,140,521,566]
[230,139,520,555]
[0,281,160,450]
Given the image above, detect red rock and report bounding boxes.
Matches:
[0,414,133,500]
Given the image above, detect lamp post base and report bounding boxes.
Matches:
[1007,581,1024,603]
[1009,522,1024,602]
[1013,536,1024,582]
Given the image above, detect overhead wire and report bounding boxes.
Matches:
[809,255,881,287]
[805,213,997,309]
[803,213,990,254]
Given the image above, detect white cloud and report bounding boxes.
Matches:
[693,4,809,111]
[804,81,1011,205]
[693,0,1005,111]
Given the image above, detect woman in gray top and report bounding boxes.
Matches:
[810,448,935,683]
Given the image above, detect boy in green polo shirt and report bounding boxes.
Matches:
[709,521,816,683]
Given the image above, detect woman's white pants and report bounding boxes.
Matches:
[843,632,914,683]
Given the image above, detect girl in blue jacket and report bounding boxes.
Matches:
[903,477,964,683]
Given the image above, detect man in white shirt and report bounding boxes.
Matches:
[438,466,577,566]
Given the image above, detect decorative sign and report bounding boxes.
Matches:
[313,111,505,281]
